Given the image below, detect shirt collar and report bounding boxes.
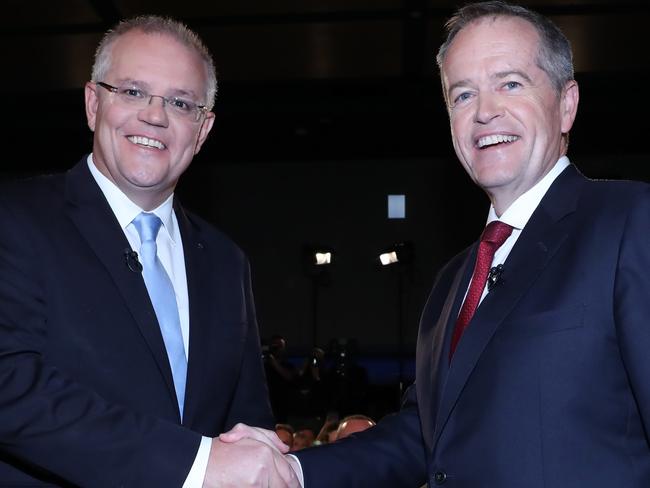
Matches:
[487,156,571,230]
[87,154,177,243]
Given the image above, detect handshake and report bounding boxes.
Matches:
[203,424,303,487]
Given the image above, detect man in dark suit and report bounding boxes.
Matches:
[0,15,296,488]
[223,2,650,486]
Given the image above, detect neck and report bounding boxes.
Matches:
[128,190,171,212]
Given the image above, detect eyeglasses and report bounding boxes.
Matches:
[96,82,208,122]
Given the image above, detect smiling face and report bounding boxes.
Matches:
[84,30,215,210]
[441,16,578,215]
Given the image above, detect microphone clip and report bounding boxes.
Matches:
[487,264,504,291]
[124,249,143,273]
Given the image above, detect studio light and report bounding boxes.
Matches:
[302,244,335,348]
[303,245,335,269]
[378,242,413,267]
[315,251,332,266]
[379,251,398,266]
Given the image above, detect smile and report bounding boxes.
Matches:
[477,134,519,149]
[127,135,166,150]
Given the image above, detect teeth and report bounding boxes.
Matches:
[477,134,518,148]
[128,136,166,150]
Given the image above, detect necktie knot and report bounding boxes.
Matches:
[133,212,163,244]
[481,220,513,247]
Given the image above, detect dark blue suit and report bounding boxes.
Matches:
[0,159,273,486]
[297,164,650,487]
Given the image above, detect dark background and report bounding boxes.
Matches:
[2,1,649,368]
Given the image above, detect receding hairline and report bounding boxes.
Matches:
[438,15,556,102]
[108,29,208,75]
[436,2,575,98]
[439,14,540,61]
[91,16,217,110]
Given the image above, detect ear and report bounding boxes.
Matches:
[194,111,216,154]
[84,82,99,132]
[560,79,579,134]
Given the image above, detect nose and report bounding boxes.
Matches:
[474,92,503,125]
[138,95,169,127]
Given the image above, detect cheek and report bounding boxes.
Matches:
[515,99,555,136]
[178,129,202,157]
[449,120,471,161]
[172,123,198,146]
[450,112,472,141]
[97,110,128,142]
[449,119,461,146]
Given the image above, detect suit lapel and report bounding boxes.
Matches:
[174,204,205,425]
[64,159,179,415]
[432,165,584,448]
[178,201,257,430]
[418,249,473,449]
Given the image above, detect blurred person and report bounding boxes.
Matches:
[294,347,327,418]
[292,429,316,452]
[322,338,369,417]
[222,2,650,487]
[0,14,295,488]
[276,424,296,450]
[314,413,340,445]
[334,415,376,441]
[264,334,298,422]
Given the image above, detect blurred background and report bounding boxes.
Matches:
[2,0,649,425]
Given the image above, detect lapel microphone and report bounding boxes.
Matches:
[487,264,504,291]
[124,248,143,273]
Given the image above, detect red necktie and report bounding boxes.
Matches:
[449,221,513,361]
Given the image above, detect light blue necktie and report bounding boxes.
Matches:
[132,212,187,419]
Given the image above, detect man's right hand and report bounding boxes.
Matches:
[203,436,299,488]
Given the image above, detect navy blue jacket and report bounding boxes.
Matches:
[298,165,650,487]
[0,158,273,486]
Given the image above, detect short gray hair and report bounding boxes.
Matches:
[91,15,217,110]
[436,1,574,96]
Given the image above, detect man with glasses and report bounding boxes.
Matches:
[0,15,295,487]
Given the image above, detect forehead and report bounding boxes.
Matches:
[107,30,207,94]
[442,16,541,80]
[344,419,372,429]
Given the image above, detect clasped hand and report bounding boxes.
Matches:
[203,423,302,487]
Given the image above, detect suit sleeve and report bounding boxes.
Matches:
[222,259,275,430]
[614,187,650,435]
[295,384,427,488]
[0,198,200,487]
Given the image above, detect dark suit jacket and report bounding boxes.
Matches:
[0,158,273,487]
[297,164,650,487]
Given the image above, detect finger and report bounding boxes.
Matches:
[220,424,290,453]
[270,452,295,488]
[219,423,259,442]
[258,430,290,453]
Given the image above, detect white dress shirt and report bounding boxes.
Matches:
[477,156,570,303]
[87,155,211,487]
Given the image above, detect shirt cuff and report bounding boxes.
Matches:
[182,436,212,488]
[287,453,305,487]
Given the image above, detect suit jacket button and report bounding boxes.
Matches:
[434,471,447,484]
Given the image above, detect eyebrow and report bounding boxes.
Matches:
[168,88,199,100]
[446,70,533,97]
[493,70,533,83]
[114,78,199,99]
[446,78,472,98]
[114,78,147,88]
